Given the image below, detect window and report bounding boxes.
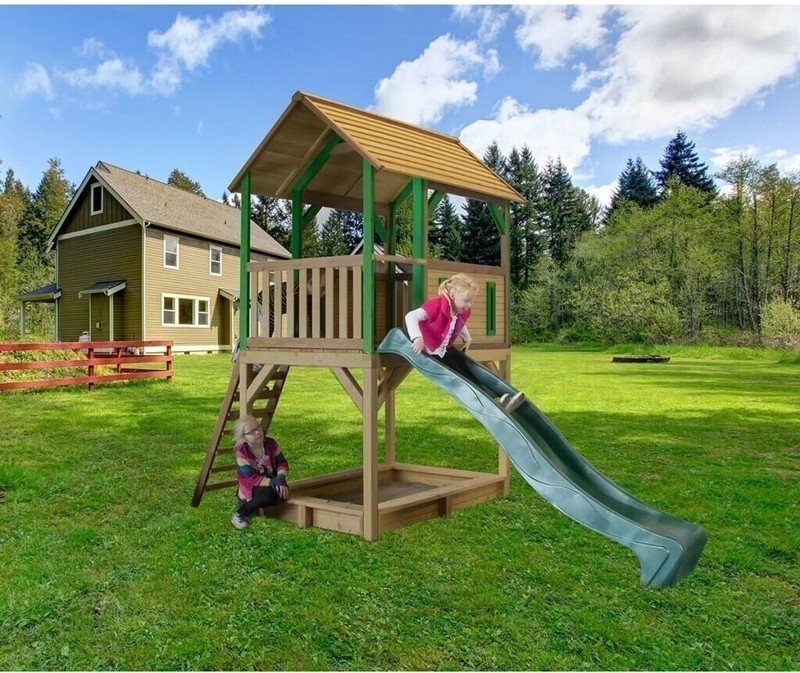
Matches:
[198,299,209,326]
[209,246,222,276]
[164,235,179,269]
[163,296,176,324]
[486,281,496,336]
[90,184,103,215]
[162,294,211,327]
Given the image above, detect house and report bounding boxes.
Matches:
[40,161,290,352]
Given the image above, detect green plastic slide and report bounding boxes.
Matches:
[377,328,707,587]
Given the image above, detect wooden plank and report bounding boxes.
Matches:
[246,364,280,403]
[241,348,371,367]
[362,364,379,541]
[325,266,335,339]
[330,367,363,411]
[352,265,362,339]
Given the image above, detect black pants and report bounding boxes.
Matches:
[437,347,475,382]
[238,485,283,517]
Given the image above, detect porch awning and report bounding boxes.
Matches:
[78,280,126,298]
[15,283,62,302]
[219,288,239,303]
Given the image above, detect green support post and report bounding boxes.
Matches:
[291,190,303,260]
[238,172,252,350]
[363,159,376,352]
[412,177,427,308]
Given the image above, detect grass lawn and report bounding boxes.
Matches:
[0,345,797,670]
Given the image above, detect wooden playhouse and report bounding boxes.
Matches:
[192,91,525,539]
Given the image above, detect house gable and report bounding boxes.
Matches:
[61,177,136,236]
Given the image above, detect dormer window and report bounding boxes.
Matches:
[90,183,103,215]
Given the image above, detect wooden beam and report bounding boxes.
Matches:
[330,366,363,411]
[362,364,379,540]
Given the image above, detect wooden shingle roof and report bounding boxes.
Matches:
[48,162,290,258]
[229,91,525,210]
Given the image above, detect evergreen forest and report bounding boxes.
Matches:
[2,130,799,348]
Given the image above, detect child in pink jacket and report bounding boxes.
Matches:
[405,273,524,411]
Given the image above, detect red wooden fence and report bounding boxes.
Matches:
[0,340,173,391]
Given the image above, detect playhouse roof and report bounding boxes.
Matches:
[229,91,525,210]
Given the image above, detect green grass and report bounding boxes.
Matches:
[1,347,798,670]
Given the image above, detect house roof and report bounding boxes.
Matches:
[229,91,525,211]
[15,283,62,302]
[78,279,127,297]
[47,162,291,258]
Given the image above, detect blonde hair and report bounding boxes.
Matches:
[438,273,478,299]
[233,414,261,445]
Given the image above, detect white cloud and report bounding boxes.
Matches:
[50,7,270,99]
[80,38,110,59]
[147,7,270,94]
[458,6,800,187]
[579,6,800,143]
[373,34,497,126]
[583,181,617,210]
[708,145,761,172]
[459,96,593,177]
[16,63,54,101]
[452,5,508,44]
[62,58,145,95]
[777,153,800,175]
[711,144,800,177]
[514,5,609,69]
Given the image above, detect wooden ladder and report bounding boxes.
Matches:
[191,363,290,506]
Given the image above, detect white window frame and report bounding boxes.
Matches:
[209,245,222,276]
[163,234,179,269]
[161,293,211,328]
[90,184,103,215]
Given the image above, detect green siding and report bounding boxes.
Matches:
[63,179,134,234]
[57,225,142,341]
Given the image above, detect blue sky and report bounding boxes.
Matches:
[2,4,800,210]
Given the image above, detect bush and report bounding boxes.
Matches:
[760,298,800,348]
[569,275,682,344]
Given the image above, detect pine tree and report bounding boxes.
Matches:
[607,156,659,215]
[319,209,350,257]
[17,157,72,266]
[461,142,505,265]
[541,158,580,266]
[251,195,290,250]
[0,165,31,337]
[655,131,716,196]
[430,194,462,261]
[506,145,543,288]
[339,210,364,253]
[167,168,205,197]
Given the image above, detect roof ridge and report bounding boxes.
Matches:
[299,91,462,145]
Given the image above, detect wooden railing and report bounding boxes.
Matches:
[0,340,173,391]
[248,255,364,350]
[245,254,507,351]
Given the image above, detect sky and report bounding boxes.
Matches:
[2,3,800,211]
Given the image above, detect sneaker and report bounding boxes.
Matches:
[498,391,525,412]
[231,512,250,530]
